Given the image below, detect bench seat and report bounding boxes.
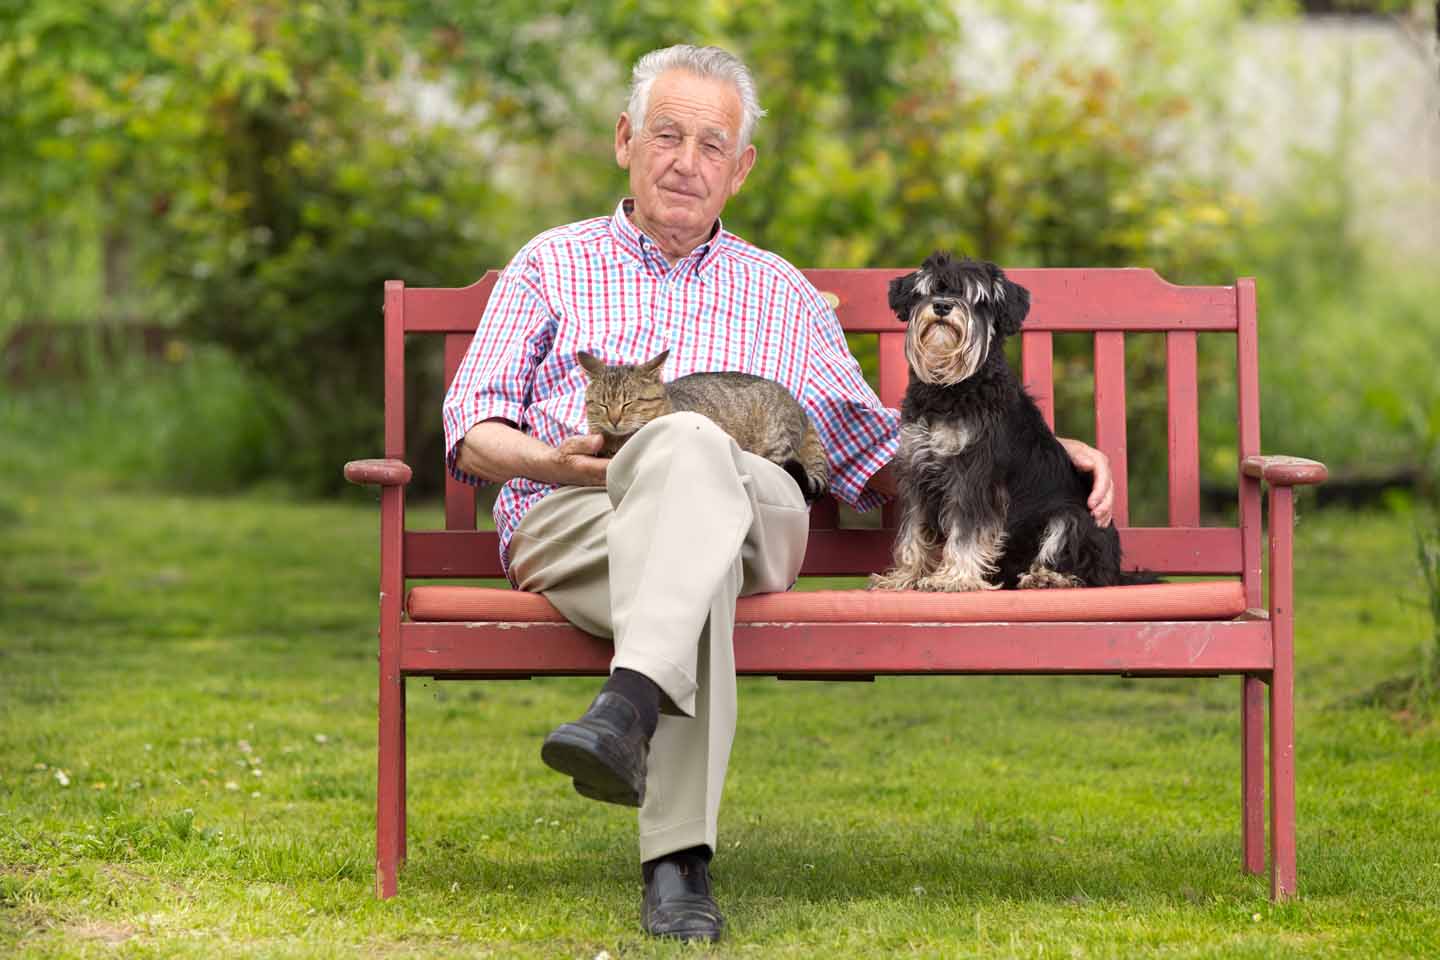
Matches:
[407,580,1248,624]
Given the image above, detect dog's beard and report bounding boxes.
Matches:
[906,309,988,385]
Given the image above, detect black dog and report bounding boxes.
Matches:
[871,252,1131,592]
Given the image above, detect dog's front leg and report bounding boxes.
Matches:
[915,500,1006,592]
[869,502,940,590]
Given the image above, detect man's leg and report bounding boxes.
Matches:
[508,412,809,939]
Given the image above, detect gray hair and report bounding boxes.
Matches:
[626,44,765,148]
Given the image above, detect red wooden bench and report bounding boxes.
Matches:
[345,268,1327,903]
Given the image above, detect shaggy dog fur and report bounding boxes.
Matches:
[871,252,1132,592]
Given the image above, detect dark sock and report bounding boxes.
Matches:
[642,845,713,885]
[601,667,660,738]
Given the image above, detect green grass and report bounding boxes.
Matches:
[3,465,1439,956]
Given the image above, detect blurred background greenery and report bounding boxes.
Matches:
[1,0,1436,506]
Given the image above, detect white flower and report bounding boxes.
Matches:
[54,770,70,787]
[313,734,329,744]
[225,781,240,791]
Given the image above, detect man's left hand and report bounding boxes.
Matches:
[1058,437,1114,527]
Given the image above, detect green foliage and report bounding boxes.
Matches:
[1417,521,1440,698]
[1,0,1431,497]
[1,344,283,493]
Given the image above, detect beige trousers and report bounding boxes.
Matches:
[507,412,811,861]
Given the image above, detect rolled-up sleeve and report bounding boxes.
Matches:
[442,255,556,485]
[799,305,900,511]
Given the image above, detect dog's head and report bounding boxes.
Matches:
[889,252,1030,386]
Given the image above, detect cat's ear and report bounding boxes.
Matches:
[888,271,920,323]
[637,350,670,375]
[576,351,605,377]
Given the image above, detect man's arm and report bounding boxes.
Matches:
[862,438,1115,527]
[457,419,609,487]
[1057,437,1114,527]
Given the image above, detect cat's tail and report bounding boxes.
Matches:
[784,421,830,503]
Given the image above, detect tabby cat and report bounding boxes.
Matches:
[576,349,830,502]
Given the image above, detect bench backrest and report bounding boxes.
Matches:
[387,268,1263,604]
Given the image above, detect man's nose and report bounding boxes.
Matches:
[674,137,699,172]
[932,301,952,317]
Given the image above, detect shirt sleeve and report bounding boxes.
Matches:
[442,253,556,485]
[798,304,900,511]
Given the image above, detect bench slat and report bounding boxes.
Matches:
[398,618,1272,677]
[443,334,478,531]
[401,270,1239,334]
[1237,279,1263,608]
[402,527,1243,579]
[1093,331,1131,528]
[1022,331,1055,429]
[1167,330,1201,526]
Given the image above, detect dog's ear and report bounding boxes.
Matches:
[997,278,1030,336]
[888,271,920,322]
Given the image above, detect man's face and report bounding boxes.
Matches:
[615,69,756,240]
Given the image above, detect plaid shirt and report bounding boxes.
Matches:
[444,199,900,576]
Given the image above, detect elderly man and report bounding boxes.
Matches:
[443,44,1113,942]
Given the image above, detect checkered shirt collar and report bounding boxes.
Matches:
[609,198,729,277]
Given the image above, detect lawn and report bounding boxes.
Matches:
[2,474,1438,957]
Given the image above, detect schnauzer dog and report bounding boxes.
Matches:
[871,252,1129,592]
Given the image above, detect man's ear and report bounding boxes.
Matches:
[998,278,1031,336]
[576,351,606,377]
[888,272,919,323]
[637,349,670,375]
[727,143,756,197]
[615,113,635,168]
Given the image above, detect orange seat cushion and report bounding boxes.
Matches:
[406,580,1249,625]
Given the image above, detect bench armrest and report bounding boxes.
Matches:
[344,458,413,487]
[1241,455,1328,487]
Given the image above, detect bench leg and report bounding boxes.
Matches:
[377,669,405,898]
[1267,488,1298,900]
[1241,675,1265,875]
[399,678,408,865]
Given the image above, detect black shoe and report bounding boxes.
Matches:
[540,691,649,807]
[642,857,725,943]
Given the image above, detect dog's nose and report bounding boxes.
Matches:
[932,301,952,317]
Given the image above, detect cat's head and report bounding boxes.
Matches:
[576,349,672,455]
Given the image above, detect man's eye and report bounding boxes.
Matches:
[702,142,726,159]
[655,133,680,145]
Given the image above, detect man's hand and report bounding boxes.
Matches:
[546,434,609,487]
[1058,437,1114,527]
[457,420,609,488]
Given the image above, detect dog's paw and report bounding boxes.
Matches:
[915,574,998,593]
[868,570,918,591]
[1017,567,1084,589]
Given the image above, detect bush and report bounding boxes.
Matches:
[1,342,282,494]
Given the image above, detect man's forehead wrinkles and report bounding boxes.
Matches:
[645,93,741,135]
